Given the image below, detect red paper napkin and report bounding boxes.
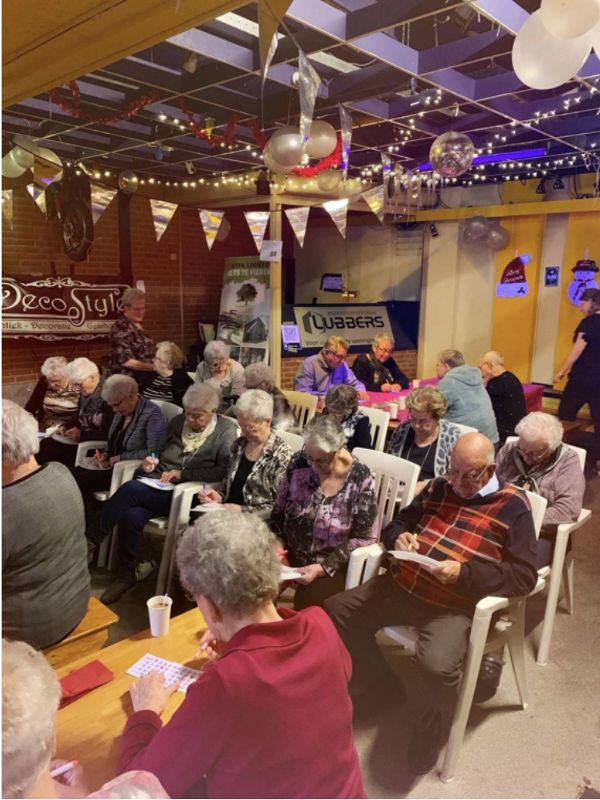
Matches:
[59,660,114,708]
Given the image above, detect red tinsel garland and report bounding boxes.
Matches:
[49,81,156,124]
[248,119,268,150]
[177,98,238,148]
[248,120,342,175]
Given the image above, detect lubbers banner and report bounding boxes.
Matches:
[2,275,129,340]
[293,304,394,349]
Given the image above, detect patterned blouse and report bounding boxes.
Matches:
[108,316,154,375]
[270,453,378,575]
[221,431,293,513]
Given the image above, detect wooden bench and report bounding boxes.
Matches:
[44,596,119,669]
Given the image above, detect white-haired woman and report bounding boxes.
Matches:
[117,512,365,799]
[244,361,294,431]
[195,340,245,413]
[2,639,169,800]
[198,389,292,515]
[108,287,155,389]
[352,333,409,392]
[2,401,90,649]
[323,384,372,451]
[270,414,378,609]
[143,341,193,406]
[93,383,238,604]
[496,411,585,567]
[25,356,79,431]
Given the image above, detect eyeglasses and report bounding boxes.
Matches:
[447,463,489,484]
[324,349,346,361]
[305,449,338,468]
[185,410,212,423]
[517,445,551,463]
[374,346,393,355]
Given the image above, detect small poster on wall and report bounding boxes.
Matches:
[216,256,271,366]
[544,266,559,287]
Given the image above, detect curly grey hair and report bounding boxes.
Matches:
[203,340,230,364]
[101,374,138,405]
[324,384,358,417]
[244,362,275,390]
[66,357,99,384]
[2,639,62,799]
[183,382,220,412]
[155,341,184,370]
[235,389,273,422]
[2,401,40,467]
[121,287,146,308]
[515,411,563,451]
[40,356,68,378]
[303,414,345,453]
[176,511,280,616]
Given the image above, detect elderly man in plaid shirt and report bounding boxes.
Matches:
[325,432,538,775]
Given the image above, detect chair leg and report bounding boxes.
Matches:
[96,536,109,568]
[563,552,574,615]
[537,537,569,667]
[107,527,118,571]
[506,602,528,708]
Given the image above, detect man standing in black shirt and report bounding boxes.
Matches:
[479,351,526,445]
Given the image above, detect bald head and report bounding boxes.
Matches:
[479,350,505,380]
[448,433,496,498]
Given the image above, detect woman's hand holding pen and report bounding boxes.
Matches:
[394,532,419,552]
[197,487,222,504]
[141,452,159,473]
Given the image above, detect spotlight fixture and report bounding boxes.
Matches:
[536,178,546,194]
[185,161,196,175]
[182,52,199,74]
[553,174,565,190]
[429,222,439,238]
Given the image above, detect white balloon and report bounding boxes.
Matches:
[540,0,600,39]
[34,147,63,184]
[2,150,26,178]
[316,169,341,191]
[268,126,302,168]
[306,120,337,159]
[12,135,40,169]
[512,10,593,90]
[592,19,600,54]
[263,144,296,174]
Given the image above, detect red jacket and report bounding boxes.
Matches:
[118,607,366,799]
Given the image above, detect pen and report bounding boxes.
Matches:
[151,452,156,462]
[408,533,418,552]
[50,760,78,778]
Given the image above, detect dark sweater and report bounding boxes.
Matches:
[352,351,409,392]
[486,371,526,444]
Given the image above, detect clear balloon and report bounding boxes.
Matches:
[316,169,341,192]
[429,131,475,178]
[2,150,26,178]
[12,135,39,169]
[486,222,510,251]
[268,126,302,168]
[540,0,600,39]
[34,148,63,185]
[118,169,139,193]
[512,10,592,90]
[263,144,296,174]
[306,120,337,159]
[464,215,490,241]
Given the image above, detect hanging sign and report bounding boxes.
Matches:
[293,304,394,349]
[259,239,283,262]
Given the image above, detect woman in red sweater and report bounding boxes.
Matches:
[118,511,366,799]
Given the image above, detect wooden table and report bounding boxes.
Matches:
[55,608,207,792]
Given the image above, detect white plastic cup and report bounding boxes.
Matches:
[412,379,421,389]
[388,403,398,420]
[147,595,173,637]
[398,396,407,411]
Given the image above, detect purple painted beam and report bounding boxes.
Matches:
[473,72,525,101]
[349,32,419,74]
[167,29,255,72]
[288,0,347,41]
[425,68,476,101]
[419,30,507,76]
[472,0,528,35]
[346,0,423,41]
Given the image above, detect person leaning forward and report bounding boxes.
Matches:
[293,335,368,399]
[325,432,537,775]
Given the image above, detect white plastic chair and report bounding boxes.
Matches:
[452,422,478,436]
[277,430,304,454]
[74,439,107,468]
[360,406,390,452]
[505,436,592,665]
[151,399,182,425]
[346,489,547,782]
[351,448,420,539]
[282,390,318,429]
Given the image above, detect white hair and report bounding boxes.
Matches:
[244,362,275,390]
[121,287,146,307]
[155,341,184,370]
[2,639,62,799]
[303,414,345,453]
[40,356,68,378]
[183,382,220,412]
[66,357,99,383]
[203,340,230,363]
[235,389,273,422]
[515,411,563,451]
[2,401,40,466]
[102,374,138,404]
[373,333,394,348]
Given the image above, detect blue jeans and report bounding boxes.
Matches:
[100,479,174,569]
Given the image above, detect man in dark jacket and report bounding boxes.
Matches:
[352,333,409,392]
[479,350,526,445]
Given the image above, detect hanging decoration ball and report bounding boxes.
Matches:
[118,169,139,193]
[262,143,296,174]
[317,169,342,192]
[34,148,63,185]
[429,131,475,178]
[464,215,490,241]
[540,0,600,39]
[306,120,337,160]
[486,222,510,251]
[2,150,27,178]
[268,126,303,168]
[512,10,592,90]
[12,135,40,169]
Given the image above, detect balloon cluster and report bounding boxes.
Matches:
[512,0,600,90]
[2,135,63,185]
[463,216,510,251]
[429,132,475,178]
[263,120,338,177]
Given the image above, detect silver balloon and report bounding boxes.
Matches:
[12,135,39,169]
[268,126,302,168]
[429,131,475,178]
[263,143,296,174]
[118,169,139,193]
[486,222,510,251]
[464,215,490,241]
[306,120,337,159]
[317,169,341,192]
[2,150,26,178]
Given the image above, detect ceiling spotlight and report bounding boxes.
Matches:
[553,174,565,190]
[185,161,196,175]
[429,222,439,238]
[182,52,199,74]
[536,178,546,194]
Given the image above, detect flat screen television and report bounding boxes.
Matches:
[320,272,343,292]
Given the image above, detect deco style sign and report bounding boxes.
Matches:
[2,275,129,340]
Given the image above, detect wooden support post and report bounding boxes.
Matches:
[269,195,282,384]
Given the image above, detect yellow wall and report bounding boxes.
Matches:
[491,215,545,382]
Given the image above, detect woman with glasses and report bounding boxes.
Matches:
[108,287,155,390]
[25,356,79,432]
[495,411,585,567]
[89,383,238,604]
[197,389,292,515]
[352,333,409,392]
[194,339,245,414]
[387,386,463,493]
[270,414,378,609]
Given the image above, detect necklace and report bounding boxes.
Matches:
[403,435,436,473]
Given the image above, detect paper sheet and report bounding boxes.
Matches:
[280,565,303,580]
[388,550,440,571]
[136,477,175,491]
[126,654,202,693]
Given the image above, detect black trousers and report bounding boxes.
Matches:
[558,375,600,457]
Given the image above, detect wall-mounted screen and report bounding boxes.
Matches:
[320,273,343,292]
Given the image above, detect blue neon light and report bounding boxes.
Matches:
[418,148,547,172]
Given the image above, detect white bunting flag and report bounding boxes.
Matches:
[361,185,385,223]
[150,199,178,242]
[323,198,349,239]
[91,185,117,224]
[243,210,270,253]
[199,209,225,250]
[284,206,310,247]
[26,184,46,215]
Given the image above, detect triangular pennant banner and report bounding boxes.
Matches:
[323,198,349,239]
[26,183,46,215]
[199,209,225,251]
[150,199,178,242]
[258,0,291,82]
[91,185,117,224]
[2,190,13,229]
[284,206,310,248]
[361,185,385,223]
[244,210,270,253]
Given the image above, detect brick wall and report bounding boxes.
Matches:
[279,349,418,389]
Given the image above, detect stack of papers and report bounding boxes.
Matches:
[388,550,440,571]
